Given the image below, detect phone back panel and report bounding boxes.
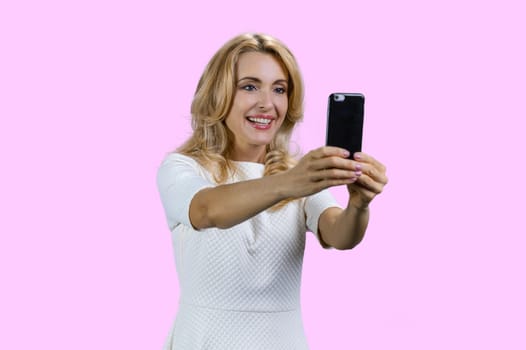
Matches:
[326,93,364,157]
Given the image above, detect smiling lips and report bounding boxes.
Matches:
[246,114,275,130]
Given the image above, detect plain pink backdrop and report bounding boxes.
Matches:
[1,0,525,349]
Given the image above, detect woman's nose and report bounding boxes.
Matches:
[257,91,273,110]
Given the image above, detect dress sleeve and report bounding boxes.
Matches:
[304,189,341,246]
[156,153,214,230]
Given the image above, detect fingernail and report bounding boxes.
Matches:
[355,171,362,176]
[342,150,350,157]
[355,164,362,171]
[354,153,361,160]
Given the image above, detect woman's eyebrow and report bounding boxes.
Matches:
[237,77,288,85]
[237,76,261,83]
[274,79,288,85]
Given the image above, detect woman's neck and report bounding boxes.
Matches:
[229,145,266,163]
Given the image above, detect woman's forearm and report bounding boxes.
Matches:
[319,204,370,250]
[189,174,288,230]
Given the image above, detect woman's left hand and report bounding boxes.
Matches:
[347,152,388,209]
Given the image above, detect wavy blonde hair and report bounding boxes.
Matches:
[177,33,304,187]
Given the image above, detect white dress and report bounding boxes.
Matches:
[157,153,340,350]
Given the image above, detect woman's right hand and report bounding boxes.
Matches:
[279,146,362,199]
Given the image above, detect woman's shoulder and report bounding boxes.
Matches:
[157,153,217,191]
[158,152,207,175]
[160,152,201,168]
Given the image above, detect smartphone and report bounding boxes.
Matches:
[326,93,364,158]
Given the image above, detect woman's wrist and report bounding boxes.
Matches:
[269,172,293,200]
[347,196,370,211]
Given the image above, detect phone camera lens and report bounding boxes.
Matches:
[334,94,345,102]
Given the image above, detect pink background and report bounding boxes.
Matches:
[1,0,525,349]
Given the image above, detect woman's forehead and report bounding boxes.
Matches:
[236,52,288,81]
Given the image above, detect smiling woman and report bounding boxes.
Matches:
[177,33,305,184]
[225,51,289,162]
[157,33,388,349]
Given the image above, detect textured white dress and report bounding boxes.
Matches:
[157,153,340,350]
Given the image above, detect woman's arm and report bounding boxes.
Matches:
[190,147,360,230]
[318,152,388,249]
[190,175,286,229]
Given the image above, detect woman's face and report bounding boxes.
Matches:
[225,51,288,162]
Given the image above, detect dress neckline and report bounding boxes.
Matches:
[231,160,265,172]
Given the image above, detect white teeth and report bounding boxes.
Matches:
[247,117,271,124]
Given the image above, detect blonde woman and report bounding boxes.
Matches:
[157,33,388,349]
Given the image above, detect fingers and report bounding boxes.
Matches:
[304,174,359,198]
[313,156,360,172]
[355,164,388,185]
[354,152,387,174]
[305,147,360,172]
[347,152,388,205]
[354,172,385,194]
[322,177,358,188]
[310,167,359,182]
[353,152,388,185]
[296,148,388,197]
[309,146,350,160]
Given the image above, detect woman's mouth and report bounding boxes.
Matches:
[246,115,274,129]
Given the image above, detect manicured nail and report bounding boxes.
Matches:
[355,171,362,176]
[355,164,362,171]
[342,150,350,157]
[354,153,361,160]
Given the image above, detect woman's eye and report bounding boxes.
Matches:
[241,84,257,91]
[274,87,287,94]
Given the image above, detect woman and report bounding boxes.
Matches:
[157,33,387,349]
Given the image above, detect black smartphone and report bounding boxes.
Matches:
[326,93,364,158]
